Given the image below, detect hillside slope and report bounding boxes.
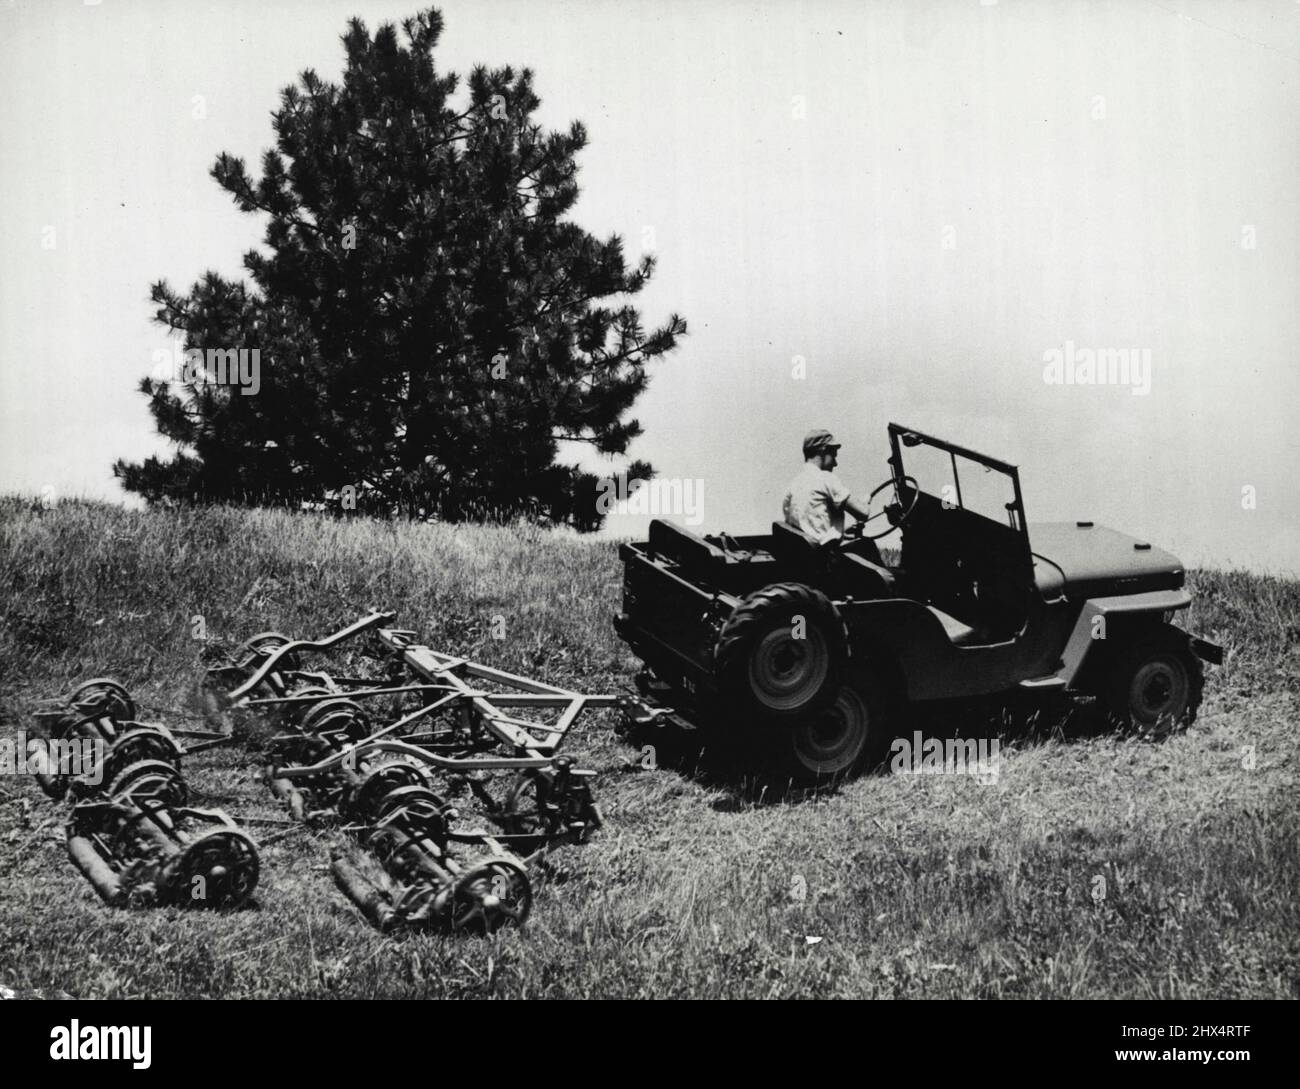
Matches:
[1,499,1296,998]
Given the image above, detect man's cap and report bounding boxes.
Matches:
[803,428,841,456]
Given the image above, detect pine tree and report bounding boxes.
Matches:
[115,7,685,525]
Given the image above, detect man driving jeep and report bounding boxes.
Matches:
[782,428,899,594]
[782,429,874,544]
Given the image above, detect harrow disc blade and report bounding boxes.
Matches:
[69,678,136,722]
[107,759,188,808]
[233,632,298,669]
[300,698,370,740]
[370,784,451,836]
[283,684,337,725]
[342,760,429,823]
[100,728,182,785]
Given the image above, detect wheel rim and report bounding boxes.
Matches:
[1128,656,1189,731]
[748,625,830,712]
[237,632,292,661]
[301,699,369,740]
[450,859,532,934]
[789,684,871,776]
[175,830,259,909]
[300,708,369,754]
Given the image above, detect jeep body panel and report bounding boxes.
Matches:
[1030,522,1184,598]
[615,541,733,691]
[838,595,1077,701]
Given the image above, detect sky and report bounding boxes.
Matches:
[1,0,1297,573]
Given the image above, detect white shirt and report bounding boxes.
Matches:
[783,463,852,544]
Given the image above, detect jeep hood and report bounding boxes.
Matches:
[1029,522,1185,599]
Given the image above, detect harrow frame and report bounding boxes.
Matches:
[207,613,622,766]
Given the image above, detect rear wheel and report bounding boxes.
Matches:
[1101,627,1203,738]
[104,727,181,773]
[284,684,335,725]
[231,632,298,700]
[770,671,893,785]
[715,582,847,722]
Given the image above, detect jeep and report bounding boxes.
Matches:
[614,423,1223,782]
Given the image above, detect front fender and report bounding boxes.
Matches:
[1058,590,1195,686]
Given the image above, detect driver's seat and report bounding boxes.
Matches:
[770,522,897,600]
[838,532,887,568]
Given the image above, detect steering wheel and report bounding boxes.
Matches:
[848,475,921,541]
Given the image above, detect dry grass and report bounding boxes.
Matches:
[0,497,1296,998]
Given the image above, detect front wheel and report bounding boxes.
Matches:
[1101,627,1204,738]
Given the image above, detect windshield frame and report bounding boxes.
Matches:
[886,423,1031,550]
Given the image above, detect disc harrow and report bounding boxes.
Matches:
[33,610,611,934]
[206,611,617,931]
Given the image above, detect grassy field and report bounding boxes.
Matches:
[0,497,1296,999]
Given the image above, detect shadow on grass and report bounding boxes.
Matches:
[615,690,1138,810]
